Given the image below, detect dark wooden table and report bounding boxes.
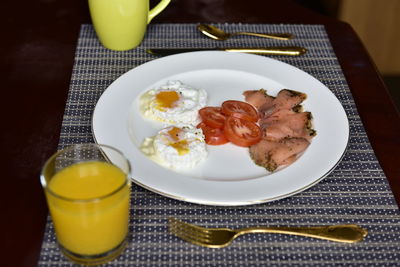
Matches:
[2,0,399,266]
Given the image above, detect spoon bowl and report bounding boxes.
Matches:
[197,24,293,41]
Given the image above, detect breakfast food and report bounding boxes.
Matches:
[140,80,207,125]
[138,81,315,172]
[244,89,316,171]
[197,101,262,147]
[140,125,208,170]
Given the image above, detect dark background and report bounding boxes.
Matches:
[295,0,400,112]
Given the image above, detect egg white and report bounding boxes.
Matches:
[140,80,207,125]
[140,125,208,170]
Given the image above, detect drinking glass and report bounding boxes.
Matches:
[41,144,131,265]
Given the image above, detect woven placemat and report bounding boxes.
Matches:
[38,24,400,266]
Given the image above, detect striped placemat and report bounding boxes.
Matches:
[38,24,400,266]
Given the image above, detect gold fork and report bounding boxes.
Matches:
[168,217,368,248]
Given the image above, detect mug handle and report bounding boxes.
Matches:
[148,0,171,23]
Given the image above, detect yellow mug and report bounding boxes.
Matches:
[89,0,171,51]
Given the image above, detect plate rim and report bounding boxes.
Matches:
[92,51,349,206]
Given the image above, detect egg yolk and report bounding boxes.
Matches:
[167,127,189,156]
[155,90,180,111]
[168,127,181,142]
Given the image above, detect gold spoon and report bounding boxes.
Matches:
[197,24,293,41]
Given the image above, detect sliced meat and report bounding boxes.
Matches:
[259,109,297,126]
[245,88,316,172]
[273,89,307,111]
[249,139,279,171]
[263,123,294,141]
[243,89,275,109]
[280,155,297,165]
[264,123,315,142]
[262,112,315,141]
[249,137,310,172]
[258,101,276,117]
[257,89,306,118]
[270,137,310,166]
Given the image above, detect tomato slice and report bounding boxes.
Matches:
[197,122,229,145]
[199,107,226,129]
[223,116,262,147]
[221,100,259,122]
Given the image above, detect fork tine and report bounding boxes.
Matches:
[168,217,212,236]
[170,226,212,246]
[168,218,211,238]
[168,217,215,246]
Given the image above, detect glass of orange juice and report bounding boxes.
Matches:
[40,143,131,265]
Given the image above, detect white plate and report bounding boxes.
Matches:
[92,51,349,206]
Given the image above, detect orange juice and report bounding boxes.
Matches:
[45,161,130,256]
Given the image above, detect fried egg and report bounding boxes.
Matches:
[140,125,208,170]
[140,80,207,125]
